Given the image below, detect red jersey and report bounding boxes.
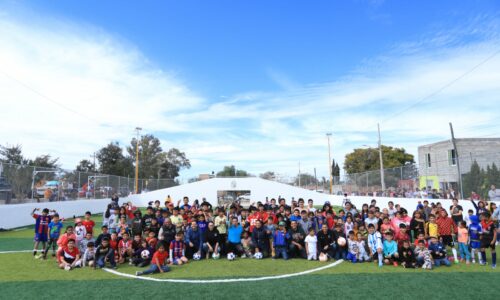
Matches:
[326,217,335,230]
[436,217,456,235]
[118,239,132,254]
[57,246,80,263]
[82,220,95,235]
[152,250,168,265]
[57,233,76,248]
[395,231,410,248]
[109,239,119,251]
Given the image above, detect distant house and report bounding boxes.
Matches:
[418,138,500,191]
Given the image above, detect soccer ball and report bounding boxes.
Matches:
[253,252,263,259]
[319,253,328,262]
[337,237,347,246]
[212,253,220,260]
[141,250,150,259]
[193,252,201,260]
[227,253,236,261]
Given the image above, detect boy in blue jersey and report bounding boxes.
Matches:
[273,222,290,260]
[382,231,399,266]
[31,208,57,259]
[428,236,451,267]
[45,213,63,258]
[468,215,482,264]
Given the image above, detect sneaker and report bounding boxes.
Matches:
[466,261,470,265]
[135,271,142,276]
[472,259,476,264]
[35,254,43,259]
[378,262,383,267]
[454,259,459,264]
[492,264,497,269]
[51,253,56,257]
[479,261,486,266]
[241,254,246,258]
[393,262,398,267]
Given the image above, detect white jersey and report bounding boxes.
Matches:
[347,238,358,253]
[74,225,87,242]
[368,231,383,254]
[304,235,317,254]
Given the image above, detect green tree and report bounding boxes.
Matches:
[344,145,414,174]
[75,159,96,173]
[29,154,60,169]
[127,134,163,179]
[158,148,191,179]
[98,142,134,176]
[462,160,483,198]
[0,144,28,165]
[216,165,249,177]
[294,173,317,186]
[259,171,275,180]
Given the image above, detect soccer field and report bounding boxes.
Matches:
[0,214,498,300]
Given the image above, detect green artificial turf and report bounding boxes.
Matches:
[0,207,498,299]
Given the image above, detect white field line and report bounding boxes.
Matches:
[102,259,344,283]
[0,250,33,254]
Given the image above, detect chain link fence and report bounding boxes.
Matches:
[0,162,177,204]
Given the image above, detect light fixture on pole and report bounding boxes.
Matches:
[326,133,333,194]
[134,127,142,194]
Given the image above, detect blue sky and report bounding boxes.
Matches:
[1,0,500,181]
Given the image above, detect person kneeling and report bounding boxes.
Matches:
[170,232,189,265]
[57,239,81,271]
[382,231,399,266]
[429,236,451,267]
[136,243,170,276]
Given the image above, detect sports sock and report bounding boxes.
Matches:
[451,248,458,261]
[470,249,475,260]
[33,250,37,256]
[480,251,486,263]
[492,252,497,265]
[377,253,383,265]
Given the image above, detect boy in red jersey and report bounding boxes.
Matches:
[136,243,170,276]
[31,208,57,259]
[169,232,188,265]
[82,211,95,236]
[57,239,81,271]
[118,232,133,264]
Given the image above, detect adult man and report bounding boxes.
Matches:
[489,185,500,202]
[185,221,203,259]
[436,210,458,262]
[158,218,176,248]
[449,199,463,224]
[227,217,244,257]
[288,221,307,258]
[317,224,335,258]
[307,199,316,213]
[251,220,270,257]
[203,221,220,259]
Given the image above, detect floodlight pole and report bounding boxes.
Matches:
[377,124,386,195]
[326,133,333,194]
[134,127,142,194]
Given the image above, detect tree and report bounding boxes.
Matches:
[331,159,340,184]
[216,165,249,177]
[29,154,60,169]
[294,173,317,187]
[98,142,134,176]
[0,144,28,165]
[75,159,96,173]
[462,160,483,198]
[158,148,191,179]
[259,171,275,180]
[126,134,163,179]
[344,145,414,174]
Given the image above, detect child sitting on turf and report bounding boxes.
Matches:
[118,232,133,264]
[95,226,111,247]
[346,231,359,263]
[415,239,432,269]
[273,222,290,260]
[136,243,170,276]
[367,224,383,267]
[380,216,393,235]
[132,240,153,267]
[414,233,428,248]
[428,236,451,267]
[356,232,370,262]
[82,241,96,267]
[457,221,471,264]
[146,231,158,250]
[57,239,81,271]
[305,228,318,261]
[94,237,116,269]
[241,231,253,258]
[382,231,399,266]
[57,226,76,251]
[169,232,188,265]
[399,240,416,268]
[344,216,355,236]
[395,224,410,248]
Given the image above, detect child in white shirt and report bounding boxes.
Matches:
[304,228,318,260]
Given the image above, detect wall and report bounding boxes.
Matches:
[0,197,140,229]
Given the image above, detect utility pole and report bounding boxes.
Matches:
[314,167,318,191]
[90,152,96,199]
[298,162,301,188]
[134,127,142,194]
[377,124,386,194]
[326,133,333,194]
[449,122,463,199]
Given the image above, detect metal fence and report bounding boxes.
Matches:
[0,162,177,204]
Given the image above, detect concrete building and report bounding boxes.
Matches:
[418,138,500,190]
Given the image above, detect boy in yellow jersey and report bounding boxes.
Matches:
[425,214,439,239]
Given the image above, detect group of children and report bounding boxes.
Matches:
[30,196,498,275]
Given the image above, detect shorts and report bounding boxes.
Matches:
[34,233,48,242]
[441,235,454,247]
[171,258,181,265]
[470,241,481,249]
[480,239,495,250]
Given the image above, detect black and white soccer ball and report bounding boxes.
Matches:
[253,252,263,259]
[141,250,150,259]
[227,253,236,261]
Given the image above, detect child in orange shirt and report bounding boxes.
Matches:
[457,221,471,264]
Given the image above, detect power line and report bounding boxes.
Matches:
[0,70,101,124]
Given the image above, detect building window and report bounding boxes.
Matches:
[448,149,457,166]
[425,153,431,168]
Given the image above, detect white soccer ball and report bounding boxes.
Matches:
[337,237,347,246]
[193,252,201,260]
[141,250,150,259]
[254,252,263,259]
[212,253,220,260]
[227,252,236,261]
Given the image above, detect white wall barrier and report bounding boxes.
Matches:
[0,197,139,229]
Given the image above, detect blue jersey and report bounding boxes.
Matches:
[48,221,63,239]
[33,214,51,235]
[469,223,481,241]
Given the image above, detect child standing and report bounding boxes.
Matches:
[468,215,482,264]
[31,208,56,259]
[305,228,318,260]
[74,218,87,249]
[479,212,497,268]
[457,221,471,264]
[241,231,253,258]
[356,232,370,262]
[367,224,383,267]
[45,213,63,258]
